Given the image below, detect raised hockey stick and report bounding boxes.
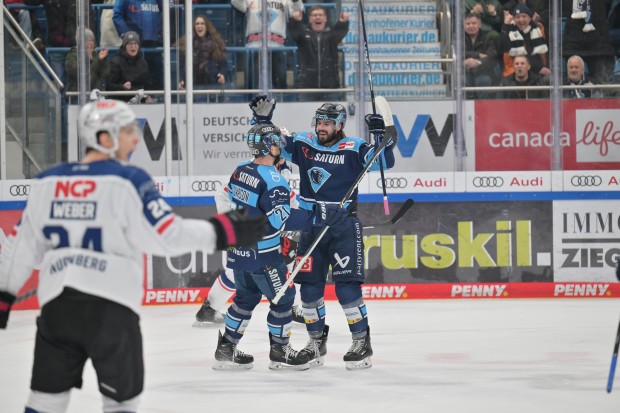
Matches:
[607,315,620,392]
[358,0,389,216]
[363,198,414,229]
[272,133,393,304]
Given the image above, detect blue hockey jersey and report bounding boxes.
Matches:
[226,161,313,271]
[281,132,395,212]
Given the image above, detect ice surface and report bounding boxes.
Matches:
[1,299,619,412]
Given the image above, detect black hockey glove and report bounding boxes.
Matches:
[209,209,266,250]
[312,202,348,227]
[0,291,16,329]
[280,236,298,264]
[616,258,620,281]
[249,95,276,124]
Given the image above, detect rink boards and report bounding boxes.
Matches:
[1,189,619,310]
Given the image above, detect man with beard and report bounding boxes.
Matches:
[248,95,396,370]
[500,54,548,98]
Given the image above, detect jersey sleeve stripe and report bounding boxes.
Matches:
[156,215,176,235]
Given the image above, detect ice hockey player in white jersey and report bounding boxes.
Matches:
[0,100,266,413]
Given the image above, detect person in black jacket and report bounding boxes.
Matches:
[106,31,152,103]
[464,13,499,99]
[500,54,548,99]
[289,6,349,101]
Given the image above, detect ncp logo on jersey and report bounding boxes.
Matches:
[55,180,97,198]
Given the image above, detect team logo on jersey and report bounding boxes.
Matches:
[338,141,355,150]
[307,167,331,192]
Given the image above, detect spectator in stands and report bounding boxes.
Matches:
[64,28,109,93]
[562,0,615,85]
[609,0,620,55]
[464,0,503,39]
[231,0,304,93]
[563,55,603,98]
[5,0,33,43]
[288,6,349,101]
[499,4,550,80]
[26,0,97,81]
[304,0,341,24]
[501,0,548,37]
[113,0,163,91]
[500,54,548,98]
[464,12,498,99]
[100,0,122,48]
[106,31,152,103]
[177,15,229,103]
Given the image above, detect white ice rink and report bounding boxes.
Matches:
[1,299,620,413]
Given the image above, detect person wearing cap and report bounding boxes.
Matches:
[106,31,152,103]
[501,0,548,33]
[64,28,109,94]
[499,3,549,79]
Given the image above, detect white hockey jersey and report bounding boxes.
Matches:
[0,160,219,315]
[231,0,304,47]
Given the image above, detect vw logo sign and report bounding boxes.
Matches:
[472,176,504,188]
[380,178,407,189]
[570,175,602,187]
[9,184,31,196]
[191,180,222,192]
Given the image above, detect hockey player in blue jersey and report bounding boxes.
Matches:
[248,95,396,370]
[0,100,266,413]
[213,123,347,371]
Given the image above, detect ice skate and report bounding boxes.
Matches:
[298,325,329,367]
[343,327,373,370]
[193,299,225,327]
[292,304,305,324]
[212,331,254,371]
[268,333,311,370]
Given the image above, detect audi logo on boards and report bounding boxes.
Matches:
[379,178,408,189]
[570,175,602,187]
[472,177,504,188]
[191,180,222,192]
[9,185,30,196]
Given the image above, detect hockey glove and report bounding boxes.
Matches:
[280,236,298,264]
[0,291,16,329]
[312,202,348,227]
[616,258,620,281]
[209,209,266,250]
[249,95,276,124]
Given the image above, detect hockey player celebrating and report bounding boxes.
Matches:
[249,95,396,370]
[213,123,346,371]
[0,100,266,413]
[194,159,305,325]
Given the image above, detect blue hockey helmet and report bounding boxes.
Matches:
[312,103,347,129]
[246,124,282,157]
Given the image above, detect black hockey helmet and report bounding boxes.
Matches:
[312,103,347,129]
[246,124,282,157]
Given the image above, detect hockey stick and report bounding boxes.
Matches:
[358,0,389,216]
[13,288,37,305]
[607,315,620,392]
[363,198,414,229]
[272,133,392,304]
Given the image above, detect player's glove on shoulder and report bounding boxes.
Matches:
[312,202,348,227]
[249,95,276,124]
[0,291,16,329]
[209,209,266,250]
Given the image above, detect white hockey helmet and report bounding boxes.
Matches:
[77,99,137,156]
